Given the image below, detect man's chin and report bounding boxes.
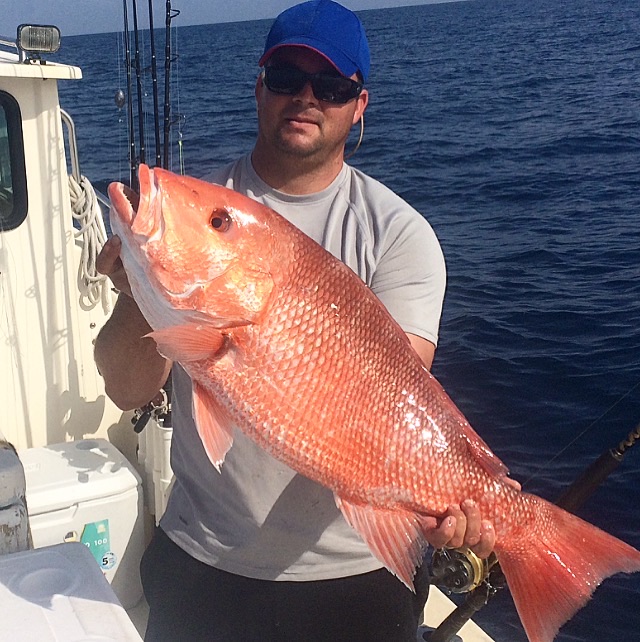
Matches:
[275,136,322,159]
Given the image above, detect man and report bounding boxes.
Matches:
[95,1,496,639]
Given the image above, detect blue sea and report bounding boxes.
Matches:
[53,0,640,640]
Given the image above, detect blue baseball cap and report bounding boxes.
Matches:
[259,0,371,81]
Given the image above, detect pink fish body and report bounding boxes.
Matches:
[108,165,640,642]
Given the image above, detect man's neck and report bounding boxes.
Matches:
[251,145,344,195]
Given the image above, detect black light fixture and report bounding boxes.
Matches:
[16,24,61,63]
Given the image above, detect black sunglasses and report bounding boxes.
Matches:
[262,66,363,104]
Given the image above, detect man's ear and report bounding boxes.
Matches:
[255,71,264,103]
[353,88,369,126]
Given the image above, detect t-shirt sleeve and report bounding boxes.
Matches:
[370,210,446,347]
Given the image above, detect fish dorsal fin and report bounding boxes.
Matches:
[192,379,234,471]
[335,496,430,591]
[146,323,228,362]
[461,421,510,479]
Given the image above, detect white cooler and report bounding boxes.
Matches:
[0,542,142,641]
[19,439,145,610]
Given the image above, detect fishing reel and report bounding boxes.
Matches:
[131,387,171,434]
[429,546,489,594]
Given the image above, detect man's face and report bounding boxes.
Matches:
[255,46,368,163]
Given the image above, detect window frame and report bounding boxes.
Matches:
[0,90,28,231]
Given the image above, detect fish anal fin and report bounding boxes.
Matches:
[146,324,227,362]
[335,497,428,592]
[191,380,234,471]
[497,495,640,642]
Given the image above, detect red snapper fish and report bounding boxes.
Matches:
[108,165,640,642]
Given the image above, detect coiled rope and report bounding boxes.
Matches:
[68,174,113,314]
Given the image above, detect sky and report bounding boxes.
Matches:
[4,0,456,38]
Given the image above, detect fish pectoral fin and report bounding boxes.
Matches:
[335,496,428,592]
[192,380,234,471]
[146,324,227,362]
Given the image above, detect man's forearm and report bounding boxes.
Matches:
[94,294,172,410]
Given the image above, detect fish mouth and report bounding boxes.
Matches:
[108,181,134,226]
[108,165,162,240]
[120,183,140,214]
[109,165,203,302]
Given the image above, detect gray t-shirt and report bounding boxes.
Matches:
[160,154,446,581]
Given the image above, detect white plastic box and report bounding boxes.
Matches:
[137,418,174,524]
[19,439,145,609]
[0,542,142,641]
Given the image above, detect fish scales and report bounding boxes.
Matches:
[230,254,459,509]
[108,165,640,642]
[215,246,436,504]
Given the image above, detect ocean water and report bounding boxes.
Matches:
[53,0,640,640]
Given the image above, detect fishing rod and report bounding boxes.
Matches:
[119,0,177,181]
[424,420,640,642]
[131,0,146,166]
[121,0,137,191]
[147,0,162,168]
[162,1,180,169]
[555,422,639,512]
[121,1,178,435]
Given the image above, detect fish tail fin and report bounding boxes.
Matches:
[496,496,640,642]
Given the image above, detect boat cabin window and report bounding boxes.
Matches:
[0,91,28,231]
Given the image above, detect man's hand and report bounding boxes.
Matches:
[423,500,495,559]
[97,235,132,296]
[94,234,172,409]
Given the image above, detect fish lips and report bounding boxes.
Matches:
[107,181,137,227]
[108,165,160,240]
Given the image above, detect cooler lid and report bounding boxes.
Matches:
[0,542,143,640]
[19,439,141,515]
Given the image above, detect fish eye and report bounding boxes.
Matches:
[210,209,232,232]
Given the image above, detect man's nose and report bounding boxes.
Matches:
[294,80,318,103]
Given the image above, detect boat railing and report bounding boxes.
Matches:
[60,109,81,183]
[0,35,23,63]
[60,108,110,212]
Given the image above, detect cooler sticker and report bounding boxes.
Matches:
[80,519,117,571]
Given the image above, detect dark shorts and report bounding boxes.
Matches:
[140,527,430,642]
